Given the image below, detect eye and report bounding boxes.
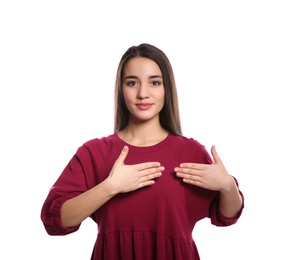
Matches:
[126,80,138,87]
[151,80,161,86]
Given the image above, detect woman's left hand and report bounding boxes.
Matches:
[174,145,234,192]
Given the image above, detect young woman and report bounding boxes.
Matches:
[41,43,244,259]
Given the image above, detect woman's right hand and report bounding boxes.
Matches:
[105,146,164,195]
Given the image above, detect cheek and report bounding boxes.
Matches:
[156,90,165,111]
[157,89,165,102]
[122,88,131,102]
[122,89,135,109]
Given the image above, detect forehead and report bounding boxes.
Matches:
[123,57,162,76]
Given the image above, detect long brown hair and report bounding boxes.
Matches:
[114,43,182,135]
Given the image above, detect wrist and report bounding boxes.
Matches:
[219,175,237,194]
[102,177,120,197]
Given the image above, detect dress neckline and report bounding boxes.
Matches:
[112,132,172,152]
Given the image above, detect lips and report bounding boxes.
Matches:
[136,103,153,110]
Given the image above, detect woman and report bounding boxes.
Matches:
[41,43,244,259]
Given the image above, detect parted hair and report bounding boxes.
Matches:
[114,43,182,135]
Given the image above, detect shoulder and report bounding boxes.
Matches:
[75,134,117,159]
[169,134,206,150]
[83,134,116,148]
[168,134,212,164]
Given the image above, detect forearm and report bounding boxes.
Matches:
[61,180,115,227]
[219,177,243,218]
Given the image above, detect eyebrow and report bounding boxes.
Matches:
[124,75,163,80]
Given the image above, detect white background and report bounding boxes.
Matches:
[1,1,292,259]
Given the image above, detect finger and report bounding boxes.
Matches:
[176,169,202,179]
[139,171,163,187]
[144,166,164,175]
[180,173,202,183]
[137,180,156,188]
[136,161,161,171]
[143,168,163,179]
[211,145,222,164]
[176,163,206,171]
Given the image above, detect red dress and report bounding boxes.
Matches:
[41,133,244,259]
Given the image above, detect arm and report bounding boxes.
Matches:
[218,174,243,218]
[61,180,115,227]
[174,145,243,218]
[61,146,163,227]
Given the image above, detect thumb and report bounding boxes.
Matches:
[115,146,129,166]
[211,145,222,164]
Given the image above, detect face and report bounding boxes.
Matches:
[122,57,165,124]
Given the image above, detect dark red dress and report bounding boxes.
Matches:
[41,133,244,259]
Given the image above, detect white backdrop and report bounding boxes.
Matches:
[1,1,292,259]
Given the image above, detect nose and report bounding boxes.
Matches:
[137,83,149,99]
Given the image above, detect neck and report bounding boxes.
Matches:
[118,122,168,147]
